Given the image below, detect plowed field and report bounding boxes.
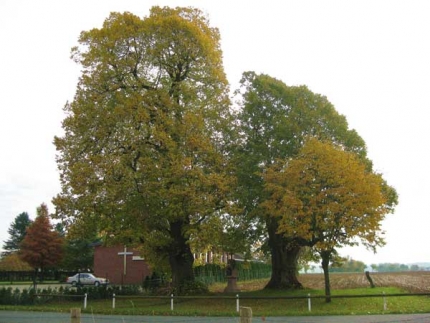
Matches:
[228,271,430,293]
[297,272,430,292]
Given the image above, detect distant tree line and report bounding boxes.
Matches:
[371,263,425,272]
[327,257,427,273]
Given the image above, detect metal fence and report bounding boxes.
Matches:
[111,292,430,313]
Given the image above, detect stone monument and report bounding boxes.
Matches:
[224,259,240,293]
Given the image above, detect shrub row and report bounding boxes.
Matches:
[0,284,143,306]
[0,287,35,305]
[0,270,76,283]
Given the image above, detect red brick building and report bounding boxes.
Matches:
[93,245,151,285]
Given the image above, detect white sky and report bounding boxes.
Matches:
[1,0,429,266]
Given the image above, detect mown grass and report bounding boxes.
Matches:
[1,277,430,316]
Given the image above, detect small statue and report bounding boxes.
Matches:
[224,259,240,293]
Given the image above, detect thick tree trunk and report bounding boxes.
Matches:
[265,217,303,289]
[168,220,195,293]
[321,251,331,303]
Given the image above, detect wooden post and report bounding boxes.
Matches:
[70,308,81,323]
[240,306,252,323]
[365,271,375,288]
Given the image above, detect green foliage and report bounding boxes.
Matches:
[330,257,367,273]
[54,6,233,290]
[0,287,35,305]
[2,212,33,257]
[0,284,147,306]
[176,280,209,295]
[233,72,372,289]
[142,271,167,292]
[374,263,411,272]
[50,6,399,294]
[61,237,95,271]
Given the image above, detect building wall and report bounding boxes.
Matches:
[94,245,151,285]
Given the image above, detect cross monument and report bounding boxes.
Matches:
[117,246,133,275]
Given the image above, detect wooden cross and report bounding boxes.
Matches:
[117,246,133,275]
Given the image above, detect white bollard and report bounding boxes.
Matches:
[112,293,116,309]
[84,293,87,309]
[308,293,311,312]
[236,294,240,312]
[171,294,174,311]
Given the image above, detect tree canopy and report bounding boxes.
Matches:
[52,7,398,293]
[263,138,395,250]
[19,204,64,273]
[2,212,33,257]
[262,138,397,299]
[0,253,32,271]
[53,6,233,292]
[233,72,373,289]
[61,237,96,272]
[330,257,366,273]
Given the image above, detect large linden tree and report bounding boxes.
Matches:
[54,7,233,292]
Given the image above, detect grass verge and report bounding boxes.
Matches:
[1,279,430,316]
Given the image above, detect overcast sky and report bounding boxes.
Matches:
[1,0,429,265]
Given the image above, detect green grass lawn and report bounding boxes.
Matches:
[1,280,430,317]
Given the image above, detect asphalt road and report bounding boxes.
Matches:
[1,311,430,323]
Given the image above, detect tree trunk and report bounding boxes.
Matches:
[33,268,38,290]
[265,217,303,289]
[168,220,195,293]
[321,250,331,303]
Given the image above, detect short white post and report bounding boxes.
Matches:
[236,294,240,312]
[171,294,174,311]
[112,293,116,309]
[383,291,387,311]
[308,293,311,312]
[83,293,87,309]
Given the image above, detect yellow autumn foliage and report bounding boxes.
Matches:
[262,137,393,251]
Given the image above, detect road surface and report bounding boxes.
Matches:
[1,310,430,323]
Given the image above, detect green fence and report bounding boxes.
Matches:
[194,262,271,285]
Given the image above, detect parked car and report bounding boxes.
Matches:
[66,273,109,287]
